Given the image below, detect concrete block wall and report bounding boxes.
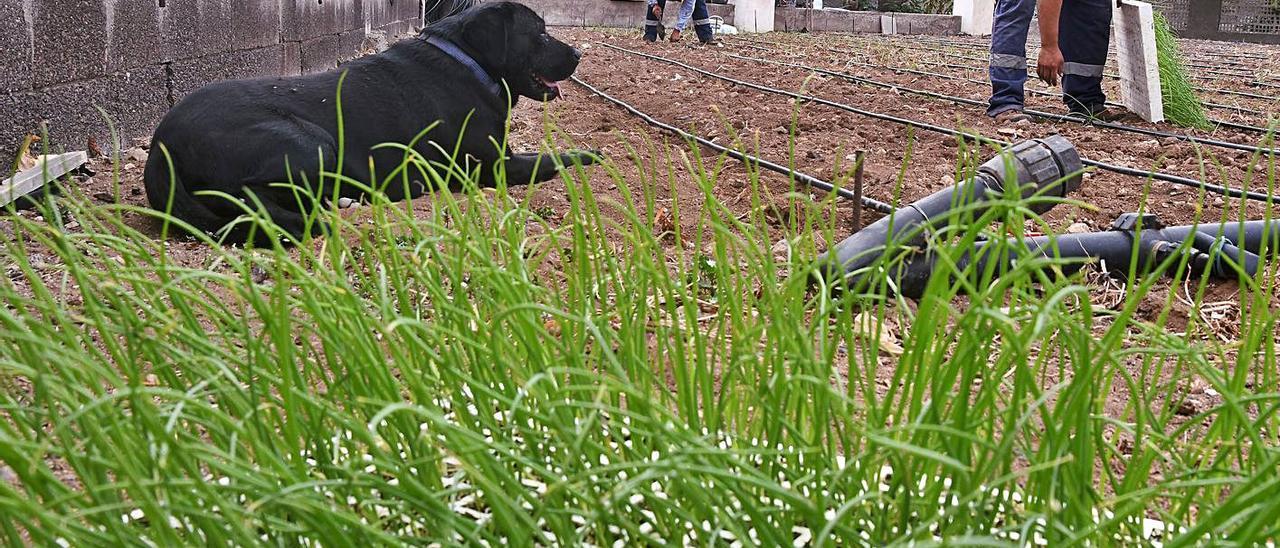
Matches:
[775,7,960,34]
[513,0,734,28]
[1,0,423,168]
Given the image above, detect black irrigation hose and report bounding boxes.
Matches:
[726,52,1280,156]
[733,35,1280,103]
[727,36,1268,125]
[599,41,1277,203]
[568,75,896,214]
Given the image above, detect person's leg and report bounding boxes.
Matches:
[644,0,668,42]
[1059,0,1113,114]
[987,0,1035,116]
[691,0,715,43]
[676,0,695,31]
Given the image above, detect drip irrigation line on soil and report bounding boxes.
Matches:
[600,41,1277,203]
[726,37,1266,122]
[782,34,1280,88]
[725,52,1280,156]
[568,75,896,214]
[893,34,1267,78]
[914,32,1274,61]
[902,34,1275,75]
[730,35,1280,103]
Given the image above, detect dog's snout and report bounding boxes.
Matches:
[571,48,583,61]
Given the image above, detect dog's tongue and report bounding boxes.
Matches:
[537,75,562,99]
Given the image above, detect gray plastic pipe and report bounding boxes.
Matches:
[887,217,1280,298]
[814,135,1084,289]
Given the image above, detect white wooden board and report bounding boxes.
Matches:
[733,0,775,32]
[881,14,897,35]
[0,151,88,207]
[952,0,994,36]
[1113,0,1164,123]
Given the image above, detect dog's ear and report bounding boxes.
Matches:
[458,2,514,69]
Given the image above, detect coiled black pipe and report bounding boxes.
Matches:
[725,52,1279,155]
[598,42,1276,203]
[812,135,1085,289]
[569,75,896,213]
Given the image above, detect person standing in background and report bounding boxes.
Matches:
[668,0,697,41]
[987,0,1115,123]
[645,0,718,44]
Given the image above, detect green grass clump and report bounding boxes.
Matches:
[1154,12,1212,129]
[0,111,1278,545]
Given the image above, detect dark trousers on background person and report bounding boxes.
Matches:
[987,0,1113,115]
[645,0,715,43]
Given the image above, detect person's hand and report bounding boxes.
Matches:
[651,4,662,18]
[1037,46,1064,86]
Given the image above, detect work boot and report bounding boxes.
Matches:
[991,108,1033,125]
[670,29,682,42]
[699,36,722,46]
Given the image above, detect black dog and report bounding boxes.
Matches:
[144,1,597,244]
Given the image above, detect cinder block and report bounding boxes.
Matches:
[105,0,163,72]
[378,19,415,38]
[365,0,396,27]
[168,45,289,100]
[775,8,809,32]
[283,42,303,77]
[29,0,108,89]
[0,92,31,169]
[283,0,339,42]
[402,0,423,24]
[811,9,854,32]
[337,28,368,62]
[159,0,235,62]
[895,13,960,35]
[852,11,881,33]
[8,66,171,164]
[708,3,734,21]
[233,0,284,50]
[335,0,363,32]
[0,3,33,93]
[301,34,341,74]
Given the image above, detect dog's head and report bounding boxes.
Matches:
[427,2,581,101]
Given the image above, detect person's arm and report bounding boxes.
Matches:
[1037,0,1064,86]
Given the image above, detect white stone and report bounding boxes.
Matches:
[734,0,774,33]
[880,14,897,35]
[953,0,995,36]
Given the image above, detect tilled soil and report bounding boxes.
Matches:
[2,29,1278,507]
[3,28,1278,426]
[569,28,1279,235]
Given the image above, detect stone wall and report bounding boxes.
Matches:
[512,0,735,28]
[774,7,960,34]
[1,0,423,168]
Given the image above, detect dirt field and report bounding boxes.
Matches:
[7,27,1277,319]
[3,29,1279,531]
[34,28,1278,238]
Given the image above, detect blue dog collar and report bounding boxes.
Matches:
[426,36,502,97]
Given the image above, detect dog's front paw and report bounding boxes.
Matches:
[562,149,602,167]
